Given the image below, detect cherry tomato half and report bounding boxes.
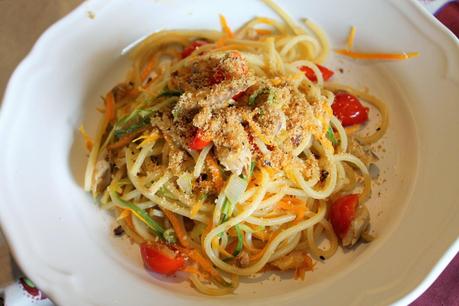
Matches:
[181,40,209,59]
[329,194,359,239]
[332,93,369,126]
[189,129,211,151]
[140,243,185,275]
[300,64,334,82]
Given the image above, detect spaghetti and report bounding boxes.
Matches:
[82,0,402,295]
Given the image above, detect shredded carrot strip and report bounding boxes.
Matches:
[255,29,273,35]
[162,209,190,248]
[336,49,419,60]
[133,132,159,149]
[103,91,116,125]
[205,155,224,191]
[201,221,213,250]
[346,26,356,50]
[213,238,233,258]
[219,15,234,38]
[183,266,210,279]
[140,57,156,82]
[249,230,281,261]
[128,87,140,98]
[225,239,238,255]
[187,249,223,282]
[107,126,149,150]
[264,166,278,178]
[255,17,276,26]
[107,134,136,150]
[79,124,94,151]
[215,37,227,48]
[277,196,307,223]
[116,209,130,221]
[190,198,204,218]
[344,124,361,135]
[242,236,261,253]
[294,267,306,280]
[120,208,134,229]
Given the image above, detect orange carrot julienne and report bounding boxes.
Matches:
[104,91,116,125]
[219,15,234,38]
[107,126,149,150]
[107,134,136,150]
[205,155,224,191]
[182,266,210,279]
[186,249,223,282]
[140,57,156,82]
[249,230,280,261]
[78,124,94,151]
[162,209,190,248]
[277,196,307,223]
[346,26,356,50]
[255,29,272,35]
[336,49,419,60]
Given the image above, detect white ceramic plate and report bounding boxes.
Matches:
[0,0,458,305]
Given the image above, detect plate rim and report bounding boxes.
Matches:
[0,0,458,305]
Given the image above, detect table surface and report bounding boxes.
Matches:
[0,0,457,305]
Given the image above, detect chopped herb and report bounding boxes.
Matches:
[266,88,277,104]
[233,225,244,257]
[157,90,183,98]
[163,228,177,244]
[171,107,180,121]
[326,125,338,145]
[113,225,124,236]
[248,87,275,106]
[248,90,261,106]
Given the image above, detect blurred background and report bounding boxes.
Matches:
[0,0,457,305]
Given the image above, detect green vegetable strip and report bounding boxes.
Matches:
[233,225,244,257]
[249,161,256,176]
[114,116,150,139]
[242,161,256,180]
[248,87,275,106]
[220,198,232,223]
[157,90,183,98]
[326,125,338,145]
[109,190,165,237]
[114,89,182,137]
[248,90,260,106]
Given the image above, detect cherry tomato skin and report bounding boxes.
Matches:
[181,40,209,58]
[300,64,334,82]
[332,93,369,126]
[140,243,185,275]
[189,129,211,150]
[232,91,245,101]
[329,194,359,239]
